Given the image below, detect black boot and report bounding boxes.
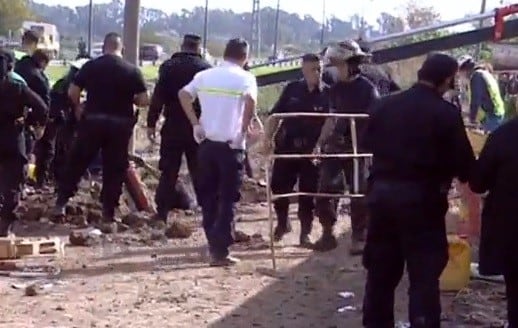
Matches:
[299,220,313,248]
[312,226,338,252]
[273,220,292,242]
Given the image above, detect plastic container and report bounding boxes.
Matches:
[439,235,472,291]
[27,163,36,182]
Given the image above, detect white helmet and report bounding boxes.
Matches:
[323,39,369,65]
[458,55,474,68]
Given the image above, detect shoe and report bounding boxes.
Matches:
[273,223,292,242]
[209,255,240,267]
[299,233,313,248]
[349,239,365,256]
[312,233,338,252]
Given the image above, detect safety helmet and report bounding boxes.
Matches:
[323,39,370,65]
[458,55,474,69]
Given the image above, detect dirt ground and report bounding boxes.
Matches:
[0,137,508,328]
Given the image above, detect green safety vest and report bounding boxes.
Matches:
[468,68,505,121]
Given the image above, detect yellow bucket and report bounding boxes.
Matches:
[27,163,36,182]
[439,235,471,292]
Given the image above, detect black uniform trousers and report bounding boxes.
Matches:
[155,130,199,216]
[57,116,134,216]
[197,140,244,258]
[0,128,27,220]
[315,153,369,240]
[362,181,449,328]
[34,121,58,185]
[53,121,75,186]
[271,157,318,234]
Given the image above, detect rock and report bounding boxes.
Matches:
[23,205,46,221]
[234,230,251,243]
[95,221,118,234]
[116,223,130,232]
[24,284,38,296]
[150,230,166,241]
[87,209,103,223]
[122,212,149,228]
[164,221,193,239]
[70,215,89,228]
[148,220,166,230]
[65,205,84,216]
[69,230,99,246]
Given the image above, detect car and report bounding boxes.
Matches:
[139,44,163,64]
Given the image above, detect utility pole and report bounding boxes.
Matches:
[122,0,141,155]
[474,0,487,60]
[272,0,280,58]
[88,0,93,56]
[203,0,209,57]
[251,0,261,58]
[320,0,326,46]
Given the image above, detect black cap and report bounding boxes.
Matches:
[183,34,202,45]
[0,48,15,64]
[418,53,459,86]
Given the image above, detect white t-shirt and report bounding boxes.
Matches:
[182,61,258,149]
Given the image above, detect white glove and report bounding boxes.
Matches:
[193,124,206,144]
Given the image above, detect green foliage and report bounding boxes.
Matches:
[0,0,32,35]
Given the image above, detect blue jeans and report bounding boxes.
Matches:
[482,114,503,133]
[197,140,244,258]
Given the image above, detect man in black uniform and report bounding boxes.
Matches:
[147,34,211,221]
[0,50,49,235]
[262,53,328,246]
[53,32,149,225]
[15,32,51,165]
[361,53,475,327]
[313,40,379,254]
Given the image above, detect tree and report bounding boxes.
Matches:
[404,1,440,29]
[0,0,32,35]
[377,12,405,34]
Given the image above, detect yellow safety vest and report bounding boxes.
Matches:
[468,68,505,122]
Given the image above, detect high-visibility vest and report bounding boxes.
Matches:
[468,68,505,121]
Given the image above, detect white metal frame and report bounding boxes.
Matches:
[265,112,371,270]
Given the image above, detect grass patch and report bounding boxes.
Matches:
[45,62,298,84]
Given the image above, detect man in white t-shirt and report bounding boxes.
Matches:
[178,38,258,266]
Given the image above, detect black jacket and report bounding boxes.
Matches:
[14,56,50,106]
[470,118,518,275]
[0,79,49,159]
[364,83,475,187]
[147,52,212,137]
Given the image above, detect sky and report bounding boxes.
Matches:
[35,0,509,25]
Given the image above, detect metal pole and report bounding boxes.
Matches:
[474,0,488,60]
[88,0,93,56]
[203,0,209,57]
[272,0,280,58]
[320,0,326,46]
[367,11,495,44]
[123,0,140,155]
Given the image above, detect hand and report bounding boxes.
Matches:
[312,143,322,165]
[147,127,156,143]
[193,124,206,144]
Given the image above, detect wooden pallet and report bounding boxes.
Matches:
[0,237,65,259]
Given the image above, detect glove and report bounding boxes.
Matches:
[193,124,206,144]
